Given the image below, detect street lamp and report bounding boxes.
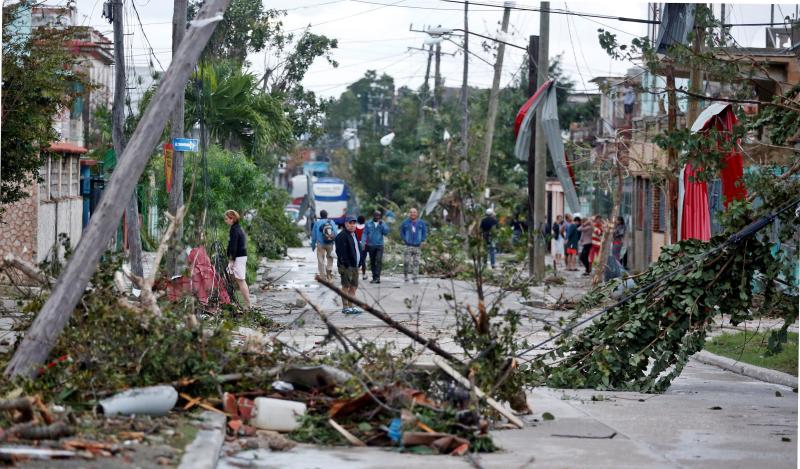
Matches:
[424,26,526,51]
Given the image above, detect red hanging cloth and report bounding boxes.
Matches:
[681,164,711,241]
[715,108,747,207]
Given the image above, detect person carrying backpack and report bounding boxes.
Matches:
[311,210,338,281]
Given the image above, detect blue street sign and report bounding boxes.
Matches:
[172,138,199,152]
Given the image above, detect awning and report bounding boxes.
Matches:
[48,141,88,154]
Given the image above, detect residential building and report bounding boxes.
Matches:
[0,5,114,270]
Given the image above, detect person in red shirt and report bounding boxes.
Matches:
[355,215,367,279]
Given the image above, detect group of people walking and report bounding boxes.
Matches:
[225,205,625,312]
[550,214,626,275]
[311,208,427,314]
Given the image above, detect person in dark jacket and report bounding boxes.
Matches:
[363,210,390,283]
[225,210,251,309]
[334,215,364,314]
[480,208,499,268]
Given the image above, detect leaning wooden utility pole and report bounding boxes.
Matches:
[477,2,512,192]
[532,2,549,282]
[526,35,539,277]
[166,0,188,276]
[4,0,232,380]
[111,0,144,282]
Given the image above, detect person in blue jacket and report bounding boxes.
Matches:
[400,207,427,284]
[363,210,390,283]
[311,210,338,281]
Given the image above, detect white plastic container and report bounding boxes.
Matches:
[251,397,306,432]
[98,385,178,416]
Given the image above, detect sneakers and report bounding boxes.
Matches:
[342,307,363,315]
[404,276,409,282]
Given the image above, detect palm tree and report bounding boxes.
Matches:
[185,60,292,160]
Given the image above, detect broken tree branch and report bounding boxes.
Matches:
[1,255,52,286]
[3,0,232,380]
[432,356,524,429]
[295,289,363,356]
[140,208,186,316]
[315,275,458,362]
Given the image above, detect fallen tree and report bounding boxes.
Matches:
[522,177,799,392]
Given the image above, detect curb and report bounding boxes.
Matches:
[178,411,226,469]
[692,350,798,388]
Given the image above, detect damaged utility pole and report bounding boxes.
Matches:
[167,0,188,276]
[111,0,144,282]
[477,2,512,192]
[4,0,232,380]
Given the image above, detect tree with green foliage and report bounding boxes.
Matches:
[185,60,293,162]
[1,1,87,213]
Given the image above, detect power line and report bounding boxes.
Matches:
[439,0,657,24]
[129,0,165,71]
[284,0,407,33]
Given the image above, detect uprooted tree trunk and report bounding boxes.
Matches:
[4,0,233,380]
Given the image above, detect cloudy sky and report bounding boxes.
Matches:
[72,0,798,99]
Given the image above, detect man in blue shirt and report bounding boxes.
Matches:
[400,207,427,284]
[363,210,390,284]
[311,210,338,281]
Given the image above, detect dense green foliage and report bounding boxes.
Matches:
[1,1,87,212]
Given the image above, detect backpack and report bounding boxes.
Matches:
[320,221,335,242]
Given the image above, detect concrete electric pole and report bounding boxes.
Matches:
[460,1,469,166]
[532,1,549,281]
[167,0,188,275]
[527,35,539,278]
[111,0,144,282]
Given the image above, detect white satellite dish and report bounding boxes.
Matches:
[380,132,395,146]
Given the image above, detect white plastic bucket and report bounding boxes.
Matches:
[97,385,178,416]
[251,397,306,432]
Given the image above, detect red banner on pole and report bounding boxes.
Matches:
[164,143,174,193]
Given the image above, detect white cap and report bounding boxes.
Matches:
[486,208,495,216]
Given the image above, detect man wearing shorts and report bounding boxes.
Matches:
[334,215,364,314]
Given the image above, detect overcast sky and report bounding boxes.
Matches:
[72,0,799,99]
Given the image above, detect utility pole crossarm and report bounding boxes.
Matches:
[4,0,233,380]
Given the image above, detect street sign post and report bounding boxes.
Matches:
[172,138,199,152]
